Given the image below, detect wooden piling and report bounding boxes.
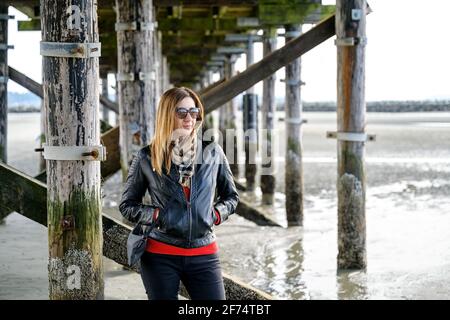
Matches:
[0,4,8,163]
[41,0,104,299]
[336,0,367,269]
[224,56,239,176]
[243,36,258,191]
[39,93,46,172]
[285,24,304,226]
[101,76,110,125]
[260,28,277,205]
[201,70,214,131]
[218,66,228,148]
[116,0,155,179]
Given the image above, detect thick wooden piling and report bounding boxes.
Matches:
[101,76,110,124]
[39,91,46,172]
[41,0,104,299]
[0,4,8,163]
[224,56,239,176]
[218,66,228,149]
[260,28,277,205]
[116,0,155,179]
[202,70,215,135]
[336,0,367,269]
[243,36,258,191]
[285,24,304,226]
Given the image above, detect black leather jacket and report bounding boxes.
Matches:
[119,139,239,248]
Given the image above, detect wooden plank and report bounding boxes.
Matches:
[202,14,336,114]
[17,19,40,31]
[8,66,43,99]
[100,126,121,180]
[0,162,47,223]
[0,161,272,300]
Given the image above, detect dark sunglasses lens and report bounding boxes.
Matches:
[176,108,200,119]
[176,108,188,119]
[189,108,199,119]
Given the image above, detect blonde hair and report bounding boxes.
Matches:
[150,87,204,176]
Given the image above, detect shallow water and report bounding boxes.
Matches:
[1,112,450,299]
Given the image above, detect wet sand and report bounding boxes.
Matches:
[1,112,450,299]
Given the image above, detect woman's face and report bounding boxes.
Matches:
[173,97,197,134]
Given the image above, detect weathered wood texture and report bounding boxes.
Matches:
[41,0,103,299]
[116,0,156,178]
[336,0,367,269]
[285,24,304,227]
[202,14,336,114]
[0,161,272,300]
[260,27,277,205]
[8,66,119,114]
[0,4,8,163]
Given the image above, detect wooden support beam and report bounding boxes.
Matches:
[198,77,225,96]
[41,0,103,299]
[17,18,40,31]
[0,161,272,300]
[202,14,336,114]
[336,0,367,270]
[7,66,42,98]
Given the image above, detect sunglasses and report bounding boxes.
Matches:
[175,107,201,120]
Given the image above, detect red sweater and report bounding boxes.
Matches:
[146,185,221,255]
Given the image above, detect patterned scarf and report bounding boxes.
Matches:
[170,129,198,187]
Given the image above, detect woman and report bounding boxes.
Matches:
[119,87,239,300]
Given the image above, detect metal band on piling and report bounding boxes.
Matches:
[0,44,14,50]
[285,118,307,125]
[115,21,155,31]
[0,14,14,20]
[0,76,8,84]
[40,42,101,58]
[326,131,376,142]
[280,79,305,86]
[334,37,367,46]
[36,145,107,161]
[117,71,156,82]
[284,31,301,38]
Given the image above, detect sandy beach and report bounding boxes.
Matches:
[1,111,450,299]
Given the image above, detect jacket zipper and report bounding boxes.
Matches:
[188,176,192,247]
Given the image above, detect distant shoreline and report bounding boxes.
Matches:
[8,99,450,113]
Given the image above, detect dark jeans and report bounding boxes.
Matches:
[139,251,226,300]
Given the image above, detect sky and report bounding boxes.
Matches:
[6,0,450,102]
